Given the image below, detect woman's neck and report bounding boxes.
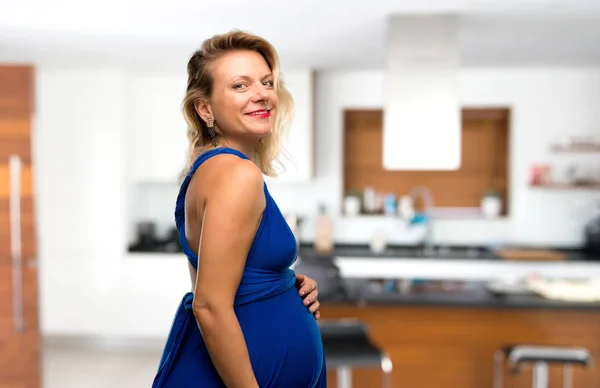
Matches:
[215,138,259,160]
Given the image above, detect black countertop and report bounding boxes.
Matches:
[130,242,598,262]
[320,281,600,311]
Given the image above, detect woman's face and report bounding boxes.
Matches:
[198,50,278,141]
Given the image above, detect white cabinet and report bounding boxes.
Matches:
[131,74,189,182]
[269,69,315,182]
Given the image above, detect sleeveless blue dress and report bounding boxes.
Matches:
[152,147,326,388]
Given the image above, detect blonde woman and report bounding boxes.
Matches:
[152,31,326,388]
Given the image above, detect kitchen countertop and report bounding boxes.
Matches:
[319,280,600,311]
[130,242,598,261]
[294,244,600,281]
[298,243,598,262]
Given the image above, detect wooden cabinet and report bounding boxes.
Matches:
[0,65,40,388]
[321,303,600,388]
[131,70,315,183]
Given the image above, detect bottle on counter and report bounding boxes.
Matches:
[314,204,334,255]
[362,186,376,214]
[397,195,415,220]
[383,193,397,216]
[343,193,361,216]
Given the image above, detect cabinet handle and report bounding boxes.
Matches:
[9,155,24,333]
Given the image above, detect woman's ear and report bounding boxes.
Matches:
[195,99,213,123]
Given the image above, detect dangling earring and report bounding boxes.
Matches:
[206,117,217,146]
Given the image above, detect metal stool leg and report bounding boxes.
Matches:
[381,355,393,388]
[532,362,549,388]
[337,366,352,388]
[563,364,573,388]
[494,349,504,388]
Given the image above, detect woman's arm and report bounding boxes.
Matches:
[191,158,265,388]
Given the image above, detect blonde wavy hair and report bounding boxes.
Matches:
[179,30,293,179]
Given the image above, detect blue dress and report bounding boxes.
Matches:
[152,147,326,388]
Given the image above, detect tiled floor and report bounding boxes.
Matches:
[43,338,164,388]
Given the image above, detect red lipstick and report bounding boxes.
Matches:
[246,109,271,118]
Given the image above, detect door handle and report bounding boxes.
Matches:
[9,155,24,333]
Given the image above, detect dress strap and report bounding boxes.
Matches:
[174,147,251,268]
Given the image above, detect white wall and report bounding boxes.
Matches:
[34,67,600,338]
[35,68,125,335]
[35,68,189,337]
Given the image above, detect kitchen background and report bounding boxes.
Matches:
[35,64,600,336]
[131,68,599,247]
[2,1,600,387]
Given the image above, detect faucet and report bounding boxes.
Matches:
[406,186,436,256]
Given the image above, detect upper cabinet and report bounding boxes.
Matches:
[131,70,315,183]
[267,69,315,182]
[131,74,189,182]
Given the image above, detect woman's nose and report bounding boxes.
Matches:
[251,85,270,102]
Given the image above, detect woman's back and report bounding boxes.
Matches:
[177,147,299,301]
[182,149,265,289]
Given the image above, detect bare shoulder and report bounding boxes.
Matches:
[199,154,264,207]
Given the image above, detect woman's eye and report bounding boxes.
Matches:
[263,80,274,87]
[233,83,246,90]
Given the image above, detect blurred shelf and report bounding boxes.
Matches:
[550,144,600,153]
[530,182,600,190]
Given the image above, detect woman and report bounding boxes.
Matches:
[152,30,327,388]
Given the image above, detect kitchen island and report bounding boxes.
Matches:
[294,244,600,388]
[319,281,600,388]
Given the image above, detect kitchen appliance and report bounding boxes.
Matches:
[293,257,348,302]
[162,227,182,253]
[584,202,600,258]
[128,221,160,252]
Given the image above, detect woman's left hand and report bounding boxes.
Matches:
[295,273,320,320]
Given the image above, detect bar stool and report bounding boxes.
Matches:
[319,319,392,388]
[493,345,592,388]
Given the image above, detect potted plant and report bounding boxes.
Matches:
[481,189,502,218]
[344,190,362,216]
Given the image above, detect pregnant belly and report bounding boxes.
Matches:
[235,287,325,386]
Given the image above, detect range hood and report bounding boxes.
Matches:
[383,14,462,171]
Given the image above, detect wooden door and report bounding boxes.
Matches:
[0,65,40,388]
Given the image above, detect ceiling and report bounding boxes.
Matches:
[1,0,600,71]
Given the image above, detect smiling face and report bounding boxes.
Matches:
[196,49,278,143]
